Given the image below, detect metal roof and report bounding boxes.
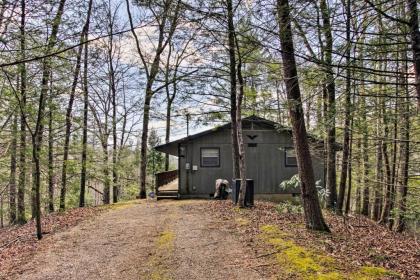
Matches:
[154,115,332,156]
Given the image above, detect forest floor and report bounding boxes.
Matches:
[0,199,418,280]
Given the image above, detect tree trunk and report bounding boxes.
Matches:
[354,138,361,214]
[372,103,383,221]
[275,81,282,124]
[31,135,42,239]
[139,92,152,199]
[407,0,420,108]
[379,97,392,224]
[102,139,110,204]
[80,33,89,208]
[345,115,353,215]
[60,1,92,210]
[79,0,93,207]
[47,93,54,212]
[60,41,83,211]
[32,0,67,240]
[388,84,399,229]
[236,36,247,208]
[379,134,392,224]
[31,155,37,219]
[277,0,329,232]
[164,43,173,172]
[17,0,27,225]
[107,7,118,204]
[320,0,337,210]
[9,113,17,224]
[394,63,410,232]
[165,99,172,171]
[337,0,351,214]
[361,91,370,216]
[111,66,118,204]
[227,0,240,180]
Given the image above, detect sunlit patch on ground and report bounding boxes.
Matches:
[101,200,142,210]
[235,217,250,226]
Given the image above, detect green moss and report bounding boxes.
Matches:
[157,230,175,249]
[310,272,342,280]
[282,246,321,273]
[351,266,399,280]
[260,224,290,237]
[259,224,397,280]
[145,229,175,280]
[360,266,389,276]
[260,224,335,277]
[260,224,280,234]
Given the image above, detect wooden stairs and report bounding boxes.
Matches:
[157,190,180,200]
[155,170,179,200]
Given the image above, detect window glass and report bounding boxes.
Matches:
[285,147,297,166]
[201,148,220,167]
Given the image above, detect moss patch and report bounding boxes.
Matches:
[352,266,399,280]
[157,231,175,249]
[259,224,397,280]
[145,229,175,280]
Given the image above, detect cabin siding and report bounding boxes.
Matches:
[178,127,324,197]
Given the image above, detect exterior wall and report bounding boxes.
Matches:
[178,125,324,197]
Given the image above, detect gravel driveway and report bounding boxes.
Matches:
[8,200,264,280]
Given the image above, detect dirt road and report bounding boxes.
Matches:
[8,200,264,280]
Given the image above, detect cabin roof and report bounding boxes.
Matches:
[155,115,329,156]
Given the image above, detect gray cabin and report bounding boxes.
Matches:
[154,116,325,201]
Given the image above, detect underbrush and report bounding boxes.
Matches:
[275,201,303,214]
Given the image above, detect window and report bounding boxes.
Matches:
[201,148,220,167]
[248,143,257,148]
[285,147,297,167]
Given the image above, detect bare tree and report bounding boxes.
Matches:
[79,23,90,208]
[59,0,93,211]
[17,0,26,225]
[31,0,67,240]
[126,0,181,198]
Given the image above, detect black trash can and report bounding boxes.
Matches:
[232,179,254,206]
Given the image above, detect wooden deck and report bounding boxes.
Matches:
[158,178,179,191]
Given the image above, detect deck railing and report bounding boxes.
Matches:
[155,170,178,194]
